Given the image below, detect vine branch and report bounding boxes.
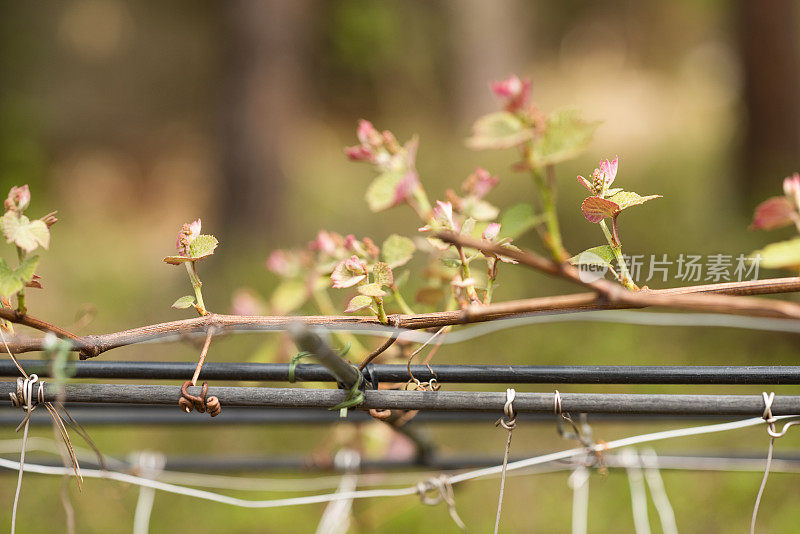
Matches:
[0,273,798,360]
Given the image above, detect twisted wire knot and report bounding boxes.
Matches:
[9,375,45,432]
[495,388,517,430]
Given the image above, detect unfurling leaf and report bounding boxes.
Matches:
[331,259,367,288]
[1,213,50,252]
[751,196,797,230]
[531,108,599,166]
[568,246,616,268]
[373,262,394,287]
[581,196,619,223]
[753,238,800,270]
[270,279,308,314]
[466,111,534,150]
[345,294,374,313]
[365,171,404,212]
[172,295,196,309]
[381,234,415,268]
[499,203,541,238]
[581,191,661,223]
[357,283,386,298]
[189,234,218,258]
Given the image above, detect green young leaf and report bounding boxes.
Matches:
[1,213,50,253]
[568,245,616,268]
[466,111,535,150]
[499,203,541,238]
[373,262,394,287]
[0,256,41,298]
[357,283,386,298]
[0,259,23,298]
[15,256,39,284]
[344,294,373,313]
[171,295,196,309]
[606,190,662,211]
[270,279,308,314]
[460,217,477,236]
[189,234,219,259]
[365,171,404,212]
[381,234,415,268]
[531,108,599,166]
[440,257,461,268]
[753,238,800,270]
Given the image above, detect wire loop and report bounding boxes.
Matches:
[495,388,517,431]
[751,391,800,534]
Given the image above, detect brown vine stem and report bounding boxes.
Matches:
[191,328,215,386]
[0,310,85,348]
[437,231,800,318]
[0,266,799,359]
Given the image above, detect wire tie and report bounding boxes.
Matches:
[493,388,517,534]
[751,391,800,534]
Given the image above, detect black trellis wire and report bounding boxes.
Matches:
[5,360,800,385]
[2,382,799,416]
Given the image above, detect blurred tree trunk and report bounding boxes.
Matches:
[739,0,800,198]
[447,0,528,125]
[220,0,313,242]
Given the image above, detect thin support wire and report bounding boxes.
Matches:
[640,448,678,534]
[568,461,590,534]
[132,451,165,534]
[315,449,360,534]
[622,449,651,534]
[0,416,794,512]
[493,388,517,534]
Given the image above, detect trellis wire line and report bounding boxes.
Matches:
[7,359,800,385]
[448,416,794,484]
[5,435,800,494]
[5,382,800,416]
[13,450,800,479]
[0,416,791,509]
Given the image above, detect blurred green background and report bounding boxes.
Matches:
[1,0,800,532]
